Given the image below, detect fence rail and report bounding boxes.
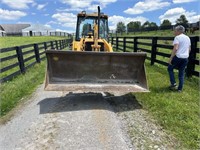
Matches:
[1,32,71,37]
[1,36,199,83]
[0,38,73,83]
[109,36,200,77]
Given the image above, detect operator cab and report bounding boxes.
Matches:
[75,11,109,41]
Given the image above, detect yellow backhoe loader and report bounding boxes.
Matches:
[45,6,149,94]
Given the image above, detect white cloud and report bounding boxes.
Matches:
[52,12,77,29]
[62,22,77,28]
[56,28,74,33]
[0,9,26,20]
[159,7,200,24]
[56,8,83,12]
[173,0,198,3]
[60,0,117,11]
[109,15,148,30]
[46,21,57,25]
[124,0,170,15]
[44,14,49,16]
[37,3,48,10]
[31,2,37,7]
[98,0,117,8]
[17,21,32,24]
[44,24,51,28]
[1,0,35,9]
[61,0,92,8]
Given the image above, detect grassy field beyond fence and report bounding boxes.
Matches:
[0,36,67,48]
[0,35,199,149]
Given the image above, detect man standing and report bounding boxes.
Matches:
[168,25,191,92]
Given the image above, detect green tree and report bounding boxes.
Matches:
[116,22,126,33]
[161,19,172,26]
[176,15,189,28]
[142,21,158,31]
[150,22,158,29]
[127,21,141,32]
[142,21,150,29]
[160,19,172,30]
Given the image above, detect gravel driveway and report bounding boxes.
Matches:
[0,85,178,150]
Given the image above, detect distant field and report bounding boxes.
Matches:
[111,29,200,37]
[0,36,67,48]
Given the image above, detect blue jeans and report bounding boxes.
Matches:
[168,56,188,90]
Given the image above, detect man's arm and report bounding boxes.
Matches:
[168,44,178,65]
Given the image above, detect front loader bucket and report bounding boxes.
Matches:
[45,50,149,94]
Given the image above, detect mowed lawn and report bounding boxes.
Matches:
[0,36,67,48]
[0,35,199,149]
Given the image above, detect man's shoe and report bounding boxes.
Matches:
[169,84,177,90]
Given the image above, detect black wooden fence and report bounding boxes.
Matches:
[1,36,198,83]
[109,36,200,77]
[0,38,73,83]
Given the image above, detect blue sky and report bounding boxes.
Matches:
[0,0,199,33]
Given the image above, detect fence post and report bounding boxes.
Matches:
[59,40,62,49]
[62,40,65,49]
[63,40,65,49]
[116,37,119,51]
[123,37,126,52]
[133,37,138,52]
[151,37,157,65]
[44,42,47,50]
[34,44,41,63]
[111,37,114,46]
[56,41,58,49]
[51,41,54,49]
[62,40,64,49]
[64,39,67,48]
[186,36,197,77]
[16,46,25,74]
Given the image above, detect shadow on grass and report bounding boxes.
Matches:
[149,86,175,93]
[37,92,142,114]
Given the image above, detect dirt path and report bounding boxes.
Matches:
[0,85,178,150]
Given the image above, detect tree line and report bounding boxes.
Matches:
[115,15,196,33]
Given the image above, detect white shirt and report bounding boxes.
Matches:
[173,33,191,58]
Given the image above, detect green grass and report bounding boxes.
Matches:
[135,62,199,149]
[0,61,46,116]
[0,36,67,116]
[111,29,200,37]
[0,36,67,48]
